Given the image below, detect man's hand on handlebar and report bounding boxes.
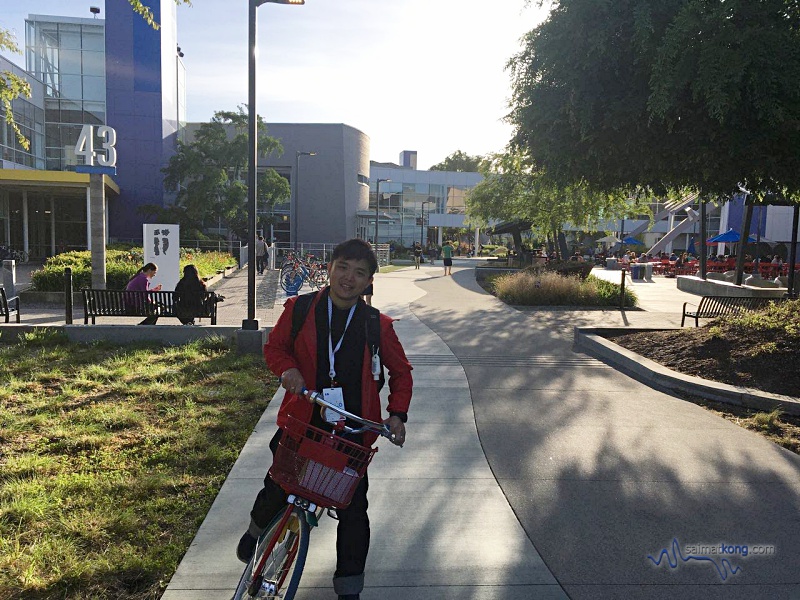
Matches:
[280,368,313,403]
[384,416,405,447]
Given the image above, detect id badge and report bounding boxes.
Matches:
[322,387,345,423]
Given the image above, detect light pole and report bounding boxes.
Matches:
[374,178,390,244]
[420,200,432,248]
[293,150,316,249]
[244,0,305,331]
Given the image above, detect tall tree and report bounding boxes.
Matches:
[429,150,485,172]
[161,107,290,239]
[508,0,800,199]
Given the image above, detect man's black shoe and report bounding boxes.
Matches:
[236,531,257,564]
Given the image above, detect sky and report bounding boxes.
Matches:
[2,0,550,169]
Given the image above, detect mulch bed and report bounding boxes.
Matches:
[604,328,800,397]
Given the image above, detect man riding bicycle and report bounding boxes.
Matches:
[237,238,413,600]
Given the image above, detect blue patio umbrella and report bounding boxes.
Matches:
[706,228,757,245]
[622,236,643,245]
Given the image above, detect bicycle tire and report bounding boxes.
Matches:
[280,268,304,293]
[232,506,310,600]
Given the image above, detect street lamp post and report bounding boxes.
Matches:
[374,178,390,244]
[293,150,316,249]
[244,0,305,331]
[420,200,432,248]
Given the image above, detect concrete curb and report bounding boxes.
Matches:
[574,326,800,416]
[0,323,271,351]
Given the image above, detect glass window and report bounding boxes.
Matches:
[45,101,60,123]
[60,74,82,98]
[82,51,104,77]
[60,100,83,124]
[58,49,82,75]
[82,76,105,101]
[58,24,82,50]
[81,30,104,52]
[83,101,105,125]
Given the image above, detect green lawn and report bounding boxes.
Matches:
[0,330,277,599]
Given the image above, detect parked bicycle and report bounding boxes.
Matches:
[0,245,29,263]
[232,390,398,600]
[279,252,328,293]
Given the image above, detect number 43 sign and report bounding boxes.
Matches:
[75,125,117,167]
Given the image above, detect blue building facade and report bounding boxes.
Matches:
[105,0,184,240]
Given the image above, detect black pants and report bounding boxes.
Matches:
[249,431,370,582]
[256,255,267,274]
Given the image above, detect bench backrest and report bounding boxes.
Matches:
[697,296,779,317]
[83,289,217,319]
[0,287,10,314]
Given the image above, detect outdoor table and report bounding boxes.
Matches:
[605,258,618,270]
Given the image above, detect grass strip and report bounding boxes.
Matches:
[0,329,277,599]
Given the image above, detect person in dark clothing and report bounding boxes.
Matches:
[174,264,208,325]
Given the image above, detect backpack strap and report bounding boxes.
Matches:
[290,291,319,342]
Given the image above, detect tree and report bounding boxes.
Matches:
[161,107,290,239]
[1,29,32,149]
[466,149,646,248]
[508,0,800,199]
[428,150,485,172]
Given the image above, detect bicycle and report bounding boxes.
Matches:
[232,391,397,600]
[279,254,329,293]
[0,246,29,263]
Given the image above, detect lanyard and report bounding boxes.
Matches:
[328,296,356,382]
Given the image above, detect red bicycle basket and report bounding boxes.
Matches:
[269,415,378,508]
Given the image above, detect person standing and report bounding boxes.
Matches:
[255,235,268,275]
[442,240,454,275]
[427,243,437,265]
[413,242,422,269]
[236,238,412,600]
[124,263,162,325]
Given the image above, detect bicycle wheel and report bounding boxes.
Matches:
[280,267,304,293]
[14,250,29,263]
[233,506,310,600]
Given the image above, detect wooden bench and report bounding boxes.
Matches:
[681,296,782,327]
[0,287,21,323]
[82,289,219,325]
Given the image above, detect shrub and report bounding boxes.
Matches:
[492,271,637,307]
[526,260,594,280]
[30,249,237,292]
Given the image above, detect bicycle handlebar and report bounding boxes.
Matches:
[304,388,395,441]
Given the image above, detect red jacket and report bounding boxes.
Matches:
[263,290,413,445]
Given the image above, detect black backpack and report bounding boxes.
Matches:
[290,291,385,391]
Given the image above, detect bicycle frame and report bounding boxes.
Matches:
[233,391,395,599]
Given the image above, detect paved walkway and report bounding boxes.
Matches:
[8,260,800,597]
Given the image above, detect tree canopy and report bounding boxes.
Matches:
[465,149,646,239]
[160,107,290,239]
[508,0,800,199]
[428,150,485,172]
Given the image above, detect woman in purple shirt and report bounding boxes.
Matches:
[125,262,162,324]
